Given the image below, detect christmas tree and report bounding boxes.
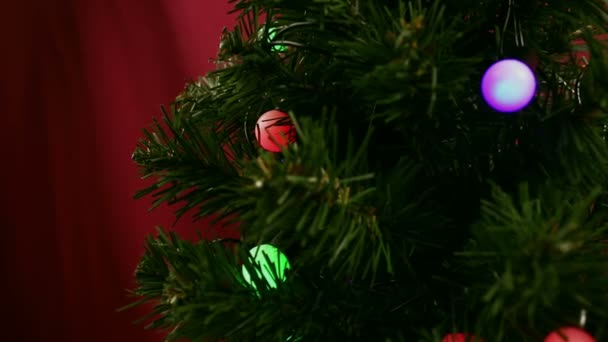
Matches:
[126,0,608,341]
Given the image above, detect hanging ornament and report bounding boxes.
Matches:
[255,110,296,152]
[241,244,291,290]
[257,25,288,53]
[544,326,596,342]
[481,59,537,113]
[441,333,483,342]
[268,27,288,52]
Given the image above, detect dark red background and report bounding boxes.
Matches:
[1,1,235,340]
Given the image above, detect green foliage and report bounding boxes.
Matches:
[128,0,608,341]
[460,184,608,340]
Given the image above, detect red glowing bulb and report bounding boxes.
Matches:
[255,110,296,152]
[544,327,596,342]
[442,333,484,342]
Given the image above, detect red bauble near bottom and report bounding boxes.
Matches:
[442,332,484,342]
[544,326,596,342]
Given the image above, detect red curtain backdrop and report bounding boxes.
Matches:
[1,1,235,341]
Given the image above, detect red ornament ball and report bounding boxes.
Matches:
[442,333,483,342]
[544,327,596,342]
[255,110,296,152]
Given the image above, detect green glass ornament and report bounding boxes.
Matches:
[268,27,288,52]
[241,244,291,289]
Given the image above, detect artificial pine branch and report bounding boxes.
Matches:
[128,0,608,341]
[459,184,608,340]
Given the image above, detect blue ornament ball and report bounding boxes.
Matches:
[481,59,537,113]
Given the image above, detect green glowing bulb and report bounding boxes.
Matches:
[241,244,291,289]
[268,27,288,52]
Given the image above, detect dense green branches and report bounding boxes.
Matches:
[129,0,608,341]
[458,184,608,340]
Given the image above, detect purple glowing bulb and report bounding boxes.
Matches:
[481,59,536,113]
